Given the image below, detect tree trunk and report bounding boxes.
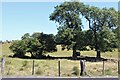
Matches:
[73,47,76,57]
[94,32,101,58]
[93,23,101,59]
[72,43,77,59]
[88,19,101,58]
[97,50,101,58]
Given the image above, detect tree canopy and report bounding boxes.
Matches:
[50,1,118,58]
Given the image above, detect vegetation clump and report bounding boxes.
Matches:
[72,66,79,76]
[9,33,57,58]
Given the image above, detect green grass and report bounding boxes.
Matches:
[0,43,118,77]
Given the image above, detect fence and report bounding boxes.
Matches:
[0,58,119,77]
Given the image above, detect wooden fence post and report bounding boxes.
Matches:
[80,60,85,76]
[32,60,35,75]
[118,60,120,76]
[58,60,60,77]
[1,58,5,77]
[103,60,105,75]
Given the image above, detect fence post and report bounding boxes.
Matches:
[1,58,5,77]
[58,60,60,77]
[118,60,120,77]
[102,60,105,75]
[80,60,85,76]
[32,60,35,75]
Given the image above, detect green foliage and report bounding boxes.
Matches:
[98,27,118,52]
[50,2,84,56]
[51,1,118,58]
[80,4,118,57]
[9,40,26,58]
[50,2,82,29]
[9,32,57,58]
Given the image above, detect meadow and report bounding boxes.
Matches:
[0,43,118,77]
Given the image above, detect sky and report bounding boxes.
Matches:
[1,1,119,41]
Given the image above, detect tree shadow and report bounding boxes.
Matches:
[9,55,108,62]
[45,55,108,62]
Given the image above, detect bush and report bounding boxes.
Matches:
[72,66,79,76]
[19,67,24,71]
[22,60,28,67]
[35,67,43,75]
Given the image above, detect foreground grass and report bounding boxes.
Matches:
[3,57,118,77]
[0,43,119,77]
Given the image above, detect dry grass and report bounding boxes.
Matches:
[3,58,118,77]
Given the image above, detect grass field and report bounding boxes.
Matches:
[0,43,118,77]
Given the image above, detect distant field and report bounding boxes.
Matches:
[1,43,13,57]
[0,43,118,77]
[49,45,118,60]
[1,43,118,59]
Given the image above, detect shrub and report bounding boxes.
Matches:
[19,67,24,71]
[35,67,43,75]
[72,66,79,76]
[22,60,28,67]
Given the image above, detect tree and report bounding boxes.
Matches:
[50,1,118,59]
[50,2,84,58]
[9,32,57,58]
[79,5,118,58]
[98,26,118,52]
[9,40,27,58]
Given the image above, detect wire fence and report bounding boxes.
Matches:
[0,58,119,77]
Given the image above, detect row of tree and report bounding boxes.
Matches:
[9,32,57,58]
[9,1,119,59]
[49,1,118,58]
